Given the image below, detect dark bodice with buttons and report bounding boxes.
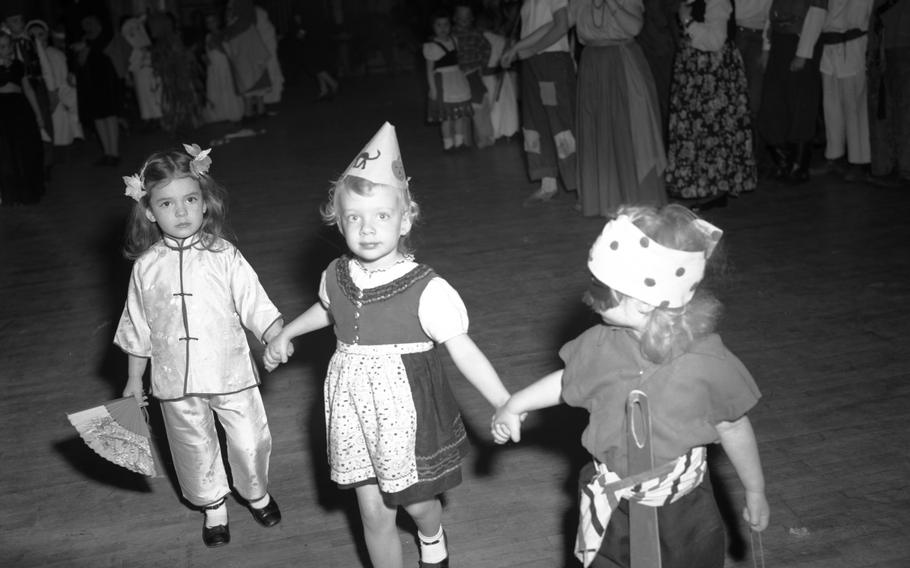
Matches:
[325,257,436,345]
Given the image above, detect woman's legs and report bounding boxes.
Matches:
[355,484,402,568]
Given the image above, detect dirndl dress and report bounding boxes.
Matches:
[424,39,474,122]
[323,257,468,506]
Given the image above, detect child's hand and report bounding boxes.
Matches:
[500,48,517,68]
[264,334,294,372]
[743,490,770,532]
[122,379,148,407]
[491,404,524,444]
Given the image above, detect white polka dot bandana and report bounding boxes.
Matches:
[587,216,722,309]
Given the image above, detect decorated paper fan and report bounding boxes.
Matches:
[67,397,158,477]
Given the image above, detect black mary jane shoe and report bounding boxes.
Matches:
[202,523,230,547]
[249,495,281,527]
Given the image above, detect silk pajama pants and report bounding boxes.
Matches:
[160,387,272,508]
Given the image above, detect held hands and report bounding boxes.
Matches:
[743,490,770,532]
[491,402,525,444]
[500,47,518,69]
[263,332,295,372]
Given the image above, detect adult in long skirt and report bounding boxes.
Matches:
[571,0,668,218]
[664,0,757,209]
[0,31,45,206]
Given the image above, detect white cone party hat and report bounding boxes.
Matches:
[342,121,409,189]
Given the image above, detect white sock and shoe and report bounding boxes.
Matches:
[204,500,228,528]
[418,526,448,564]
[525,176,558,203]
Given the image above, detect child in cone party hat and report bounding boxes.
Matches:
[115,144,285,548]
[492,204,769,568]
[264,122,511,568]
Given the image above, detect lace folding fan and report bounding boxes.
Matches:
[67,397,159,477]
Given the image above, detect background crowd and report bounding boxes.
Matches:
[1,0,908,214]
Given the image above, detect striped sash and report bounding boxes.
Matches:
[575,446,707,567]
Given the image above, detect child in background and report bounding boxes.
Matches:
[493,204,769,568]
[265,123,510,568]
[202,11,244,124]
[424,11,474,151]
[452,3,494,148]
[115,144,284,548]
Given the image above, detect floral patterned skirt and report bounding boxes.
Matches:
[664,41,757,199]
[325,341,467,506]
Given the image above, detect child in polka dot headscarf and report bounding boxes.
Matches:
[492,204,769,568]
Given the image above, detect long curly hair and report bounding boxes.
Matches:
[583,204,726,363]
[123,148,231,260]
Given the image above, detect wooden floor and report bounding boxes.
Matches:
[2,72,909,568]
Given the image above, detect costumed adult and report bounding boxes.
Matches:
[664,0,757,210]
[571,0,668,218]
[147,12,204,135]
[637,0,681,141]
[0,29,45,206]
[501,0,578,203]
[759,0,827,183]
[731,0,772,172]
[3,5,54,174]
[73,12,122,166]
[255,5,283,106]
[867,0,910,186]
[26,19,84,148]
[202,11,244,124]
[814,0,874,181]
[121,16,162,128]
[222,0,271,120]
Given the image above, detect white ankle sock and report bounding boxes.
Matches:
[204,501,228,528]
[541,176,558,193]
[454,134,465,147]
[443,137,454,150]
[250,494,271,509]
[418,526,447,563]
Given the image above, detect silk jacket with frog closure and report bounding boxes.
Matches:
[114,235,281,400]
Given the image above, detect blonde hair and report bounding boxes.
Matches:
[583,204,725,363]
[321,175,421,254]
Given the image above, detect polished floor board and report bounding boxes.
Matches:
[1,73,909,567]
